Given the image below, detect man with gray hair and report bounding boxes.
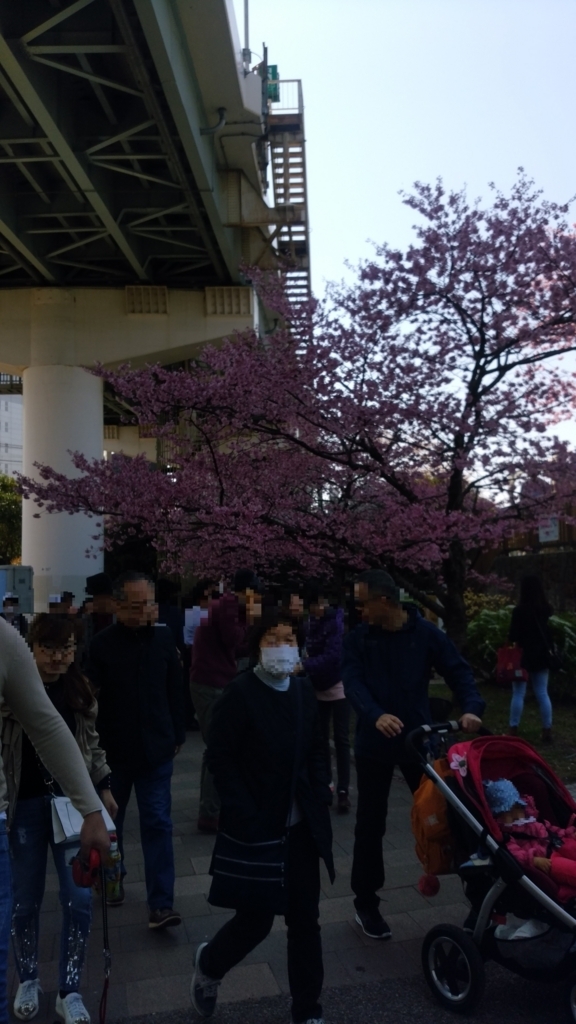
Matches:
[88,571,185,930]
[343,569,485,940]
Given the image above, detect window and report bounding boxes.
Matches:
[4,422,7,432]
[3,402,7,412]
[4,444,7,453]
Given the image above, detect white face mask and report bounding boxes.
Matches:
[260,645,300,678]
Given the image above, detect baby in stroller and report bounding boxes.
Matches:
[483,778,576,903]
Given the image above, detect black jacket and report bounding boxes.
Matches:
[88,623,185,769]
[509,605,553,672]
[343,607,485,761]
[206,669,335,880]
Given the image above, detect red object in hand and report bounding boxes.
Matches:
[418,873,440,897]
[496,645,528,687]
[72,849,101,888]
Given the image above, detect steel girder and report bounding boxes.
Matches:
[0,0,239,286]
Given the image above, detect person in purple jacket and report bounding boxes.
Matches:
[303,586,350,814]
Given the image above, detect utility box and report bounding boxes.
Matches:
[267,65,280,103]
[0,566,34,614]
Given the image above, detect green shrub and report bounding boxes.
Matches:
[466,607,576,702]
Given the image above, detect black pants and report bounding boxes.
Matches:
[317,697,351,794]
[202,822,323,1023]
[351,756,423,911]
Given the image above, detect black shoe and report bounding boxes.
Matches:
[148,907,182,930]
[463,911,478,934]
[354,907,392,939]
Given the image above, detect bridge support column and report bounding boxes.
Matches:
[22,289,104,610]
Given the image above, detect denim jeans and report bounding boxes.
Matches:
[111,759,175,910]
[10,797,92,995]
[0,822,12,1024]
[510,669,552,729]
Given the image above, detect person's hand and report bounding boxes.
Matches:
[375,713,404,737]
[533,856,551,874]
[100,789,118,820]
[174,745,182,756]
[80,810,110,863]
[460,713,482,733]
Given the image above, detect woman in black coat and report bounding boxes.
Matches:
[190,610,334,1024]
[508,575,554,743]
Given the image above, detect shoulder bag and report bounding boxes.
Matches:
[208,679,303,915]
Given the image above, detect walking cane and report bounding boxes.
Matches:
[72,851,112,1024]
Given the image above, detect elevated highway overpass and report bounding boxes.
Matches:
[0,0,310,606]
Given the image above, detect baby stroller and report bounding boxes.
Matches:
[407,723,576,1017]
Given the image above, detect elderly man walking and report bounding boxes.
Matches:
[88,571,186,930]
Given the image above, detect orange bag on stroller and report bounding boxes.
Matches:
[411,757,456,893]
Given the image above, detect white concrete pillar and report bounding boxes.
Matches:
[22,290,104,611]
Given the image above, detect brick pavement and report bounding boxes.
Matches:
[11,732,471,1022]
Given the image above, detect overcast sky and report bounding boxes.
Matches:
[232,0,576,443]
[232,0,576,293]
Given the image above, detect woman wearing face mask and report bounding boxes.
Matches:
[190,611,334,1024]
[1,615,117,1024]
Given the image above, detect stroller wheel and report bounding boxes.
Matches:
[422,924,485,1013]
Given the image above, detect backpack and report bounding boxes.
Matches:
[495,644,528,688]
[411,757,456,876]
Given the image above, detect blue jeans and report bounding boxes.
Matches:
[0,822,12,1024]
[510,669,553,729]
[111,760,175,910]
[10,797,92,995]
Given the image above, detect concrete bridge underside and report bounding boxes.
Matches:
[0,0,306,606]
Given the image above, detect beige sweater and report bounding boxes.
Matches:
[0,618,102,818]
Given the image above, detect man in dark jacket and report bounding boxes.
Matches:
[88,571,186,930]
[343,569,485,940]
[190,570,261,833]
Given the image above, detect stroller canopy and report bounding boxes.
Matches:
[448,735,576,842]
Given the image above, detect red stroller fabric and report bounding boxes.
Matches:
[447,735,576,842]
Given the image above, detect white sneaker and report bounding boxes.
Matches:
[190,942,221,1018]
[55,992,90,1024]
[14,980,42,1021]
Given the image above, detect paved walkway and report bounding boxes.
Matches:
[11,731,470,1022]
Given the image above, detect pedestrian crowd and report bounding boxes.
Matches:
[0,565,560,1024]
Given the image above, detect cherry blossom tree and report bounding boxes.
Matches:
[21,173,576,643]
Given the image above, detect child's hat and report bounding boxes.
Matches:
[483,779,526,816]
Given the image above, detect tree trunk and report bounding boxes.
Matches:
[442,538,468,650]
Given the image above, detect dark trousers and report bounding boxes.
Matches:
[351,755,423,911]
[202,822,323,1024]
[111,759,175,911]
[317,698,351,794]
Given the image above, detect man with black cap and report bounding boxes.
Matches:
[190,570,261,832]
[343,569,485,941]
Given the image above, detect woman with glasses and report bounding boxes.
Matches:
[1,615,117,1024]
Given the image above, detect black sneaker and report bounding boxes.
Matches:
[190,942,220,1018]
[354,907,392,939]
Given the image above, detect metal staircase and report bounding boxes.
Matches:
[267,80,311,302]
